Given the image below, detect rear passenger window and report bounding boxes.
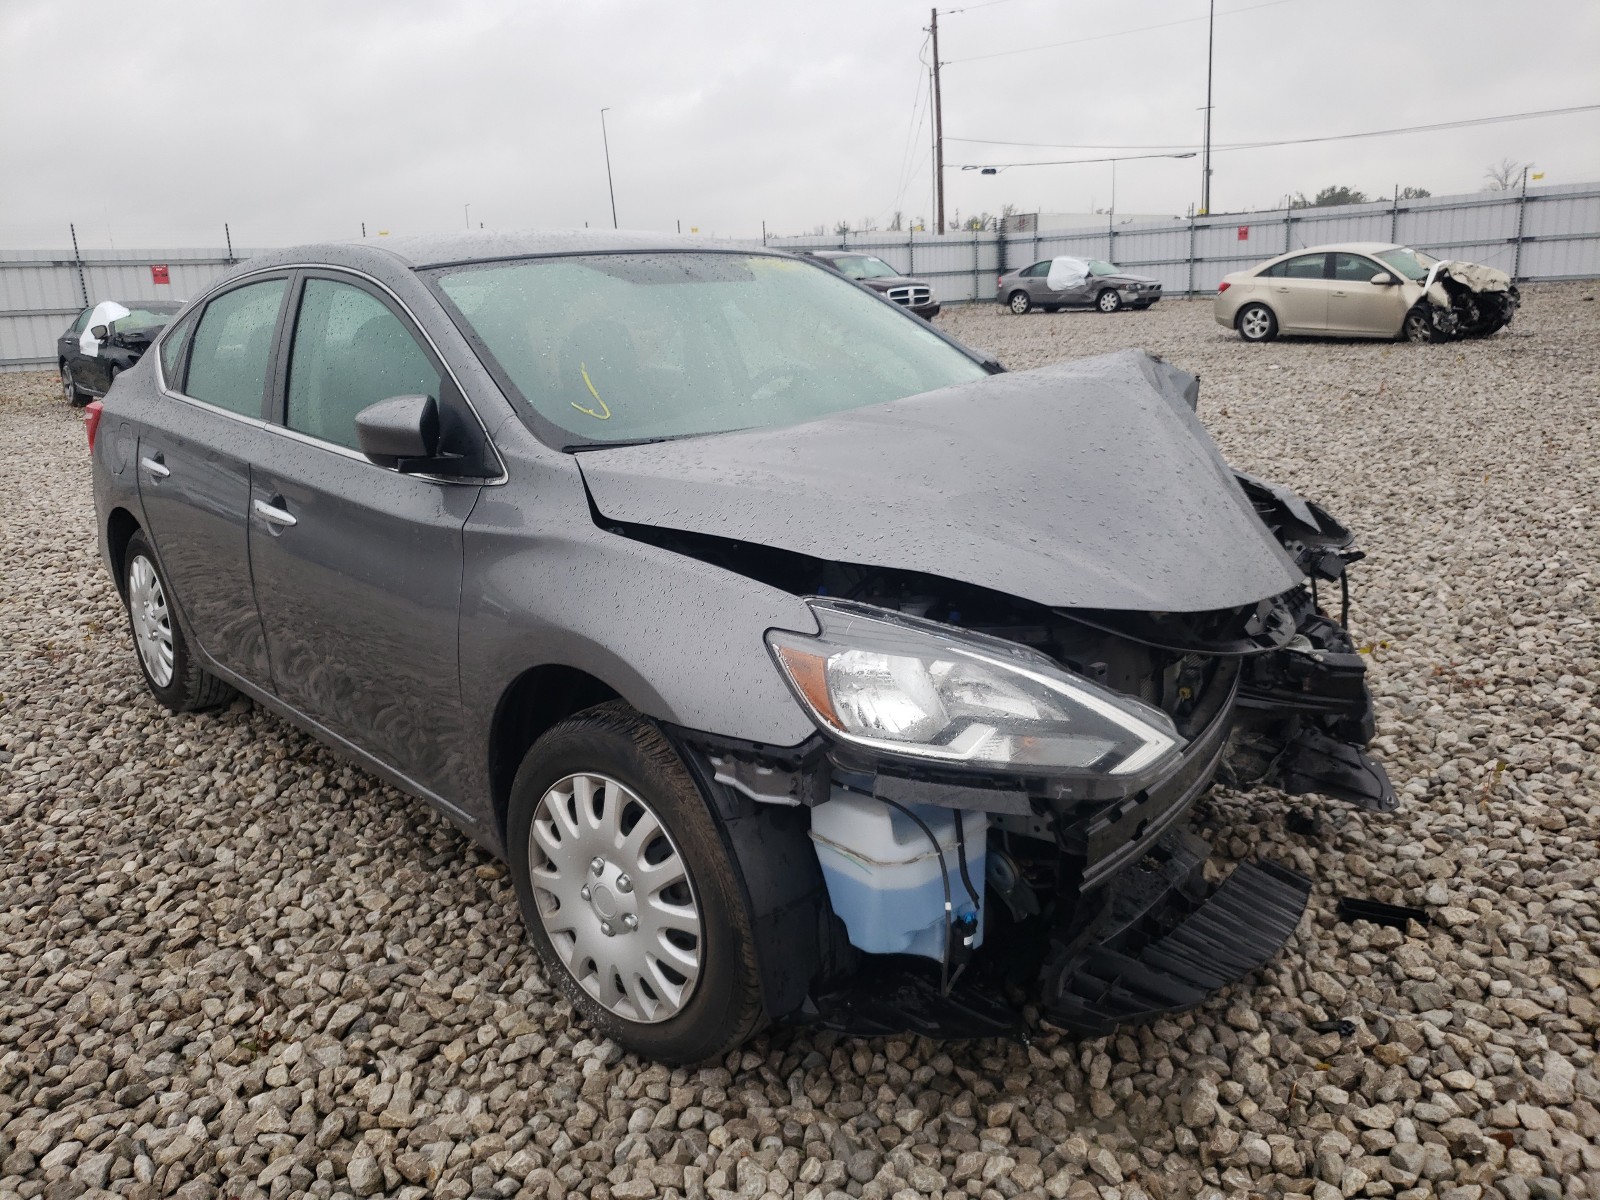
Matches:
[1283,254,1328,279]
[285,279,440,451]
[184,280,287,417]
[158,312,197,389]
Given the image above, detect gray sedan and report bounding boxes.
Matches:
[997,257,1163,314]
[89,232,1391,1062]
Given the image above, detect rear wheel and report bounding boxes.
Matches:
[1237,303,1278,342]
[1096,289,1123,313]
[122,531,235,712]
[506,701,765,1063]
[1008,290,1032,315]
[61,363,88,407]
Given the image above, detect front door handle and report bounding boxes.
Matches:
[253,498,297,528]
[139,455,170,479]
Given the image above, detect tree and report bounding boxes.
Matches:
[1483,158,1529,191]
[888,211,904,232]
[1398,186,1431,200]
[833,220,851,237]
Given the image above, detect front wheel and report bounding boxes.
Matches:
[507,702,765,1063]
[1237,303,1278,342]
[1401,304,1438,343]
[1096,289,1123,313]
[1008,290,1032,315]
[122,531,235,712]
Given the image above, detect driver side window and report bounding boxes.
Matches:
[70,308,94,335]
[284,279,441,451]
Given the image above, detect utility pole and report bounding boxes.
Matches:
[929,8,946,235]
[600,108,619,229]
[1201,0,1215,215]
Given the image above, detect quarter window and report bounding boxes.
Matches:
[184,280,287,417]
[158,312,197,389]
[285,279,440,451]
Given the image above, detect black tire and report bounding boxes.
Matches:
[1401,304,1438,343]
[108,365,123,390]
[1007,290,1032,315]
[506,701,765,1063]
[1096,289,1123,314]
[61,362,88,407]
[122,531,235,712]
[1236,302,1278,343]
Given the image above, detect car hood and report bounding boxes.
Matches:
[575,350,1303,613]
[860,275,927,290]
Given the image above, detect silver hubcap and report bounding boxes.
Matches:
[527,772,702,1023]
[61,366,73,401]
[1010,294,1028,313]
[1099,292,1118,311]
[127,555,174,687]
[1242,309,1270,339]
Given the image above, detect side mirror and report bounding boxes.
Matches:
[1370,272,1398,286]
[90,324,108,340]
[355,394,439,468]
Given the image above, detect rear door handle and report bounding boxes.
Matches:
[253,498,297,528]
[139,455,170,479]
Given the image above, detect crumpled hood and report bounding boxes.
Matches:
[576,350,1304,613]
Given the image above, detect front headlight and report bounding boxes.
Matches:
[767,599,1184,777]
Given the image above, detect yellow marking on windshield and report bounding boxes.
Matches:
[572,363,612,420]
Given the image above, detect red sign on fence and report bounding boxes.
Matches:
[1237,226,1250,241]
[150,264,170,284]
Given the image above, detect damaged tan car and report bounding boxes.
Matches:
[1214,242,1520,343]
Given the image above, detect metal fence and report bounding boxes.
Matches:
[765,180,1600,306]
[0,247,259,373]
[5,180,1597,371]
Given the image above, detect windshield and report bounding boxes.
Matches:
[112,307,179,334]
[1376,247,1439,281]
[830,255,901,281]
[433,252,987,446]
[1086,260,1121,277]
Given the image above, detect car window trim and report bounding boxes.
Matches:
[153,263,507,486]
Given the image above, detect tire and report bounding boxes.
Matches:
[61,363,88,407]
[506,701,765,1063]
[1236,303,1278,343]
[122,531,235,712]
[1096,289,1123,314]
[108,365,123,389]
[1401,304,1437,343]
[1007,290,1032,315]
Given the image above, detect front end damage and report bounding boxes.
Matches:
[581,350,1397,1040]
[1410,259,1521,341]
[653,483,1393,1040]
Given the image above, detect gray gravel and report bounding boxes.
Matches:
[3,284,1598,1200]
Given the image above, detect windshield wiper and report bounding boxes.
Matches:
[564,434,694,452]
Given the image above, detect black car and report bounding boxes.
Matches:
[804,251,940,319]
[58,300,181,406]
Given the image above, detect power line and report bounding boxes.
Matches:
[955,104,1600,169]
[944,0,1298,65]
[938,0,1032,13]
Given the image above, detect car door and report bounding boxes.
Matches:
[1022,261,1059,304]
[247,272,483,801]
[58,306,92,377]
[1326,252,1407,336]
[1263,253,1334,333]
[136,276,288,685]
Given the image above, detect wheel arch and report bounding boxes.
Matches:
[488,663,623,843]
[106,507,142,599]
[1234,299,1276,329]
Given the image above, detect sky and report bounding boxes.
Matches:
[2,0,1597,250]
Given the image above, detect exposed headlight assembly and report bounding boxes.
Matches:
[768,599,1184,778]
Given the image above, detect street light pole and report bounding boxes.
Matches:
[1201,0,1215,214]
[600,107,619,229]
[464,203,471,230]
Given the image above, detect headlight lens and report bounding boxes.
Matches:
[768,599,1184,776]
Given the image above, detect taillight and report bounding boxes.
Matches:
[85,400,104,452]
[1216,281,1231,293]
[997,276,1003,289]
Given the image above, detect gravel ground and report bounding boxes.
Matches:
[2,284,1597,1200]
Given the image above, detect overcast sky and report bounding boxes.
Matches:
[3,0,1597,250]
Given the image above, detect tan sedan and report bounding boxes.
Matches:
[1213,242,1516,343]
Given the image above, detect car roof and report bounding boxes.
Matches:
[244,229,776,274]
[1271,242,1402,259]
[103,300,181,309]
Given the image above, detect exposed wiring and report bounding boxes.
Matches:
[873,794,962,995]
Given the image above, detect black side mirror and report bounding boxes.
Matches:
[89,324,108,340]
[355,394,439,468]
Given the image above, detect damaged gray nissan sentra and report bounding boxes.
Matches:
[89,231,1395,1063]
